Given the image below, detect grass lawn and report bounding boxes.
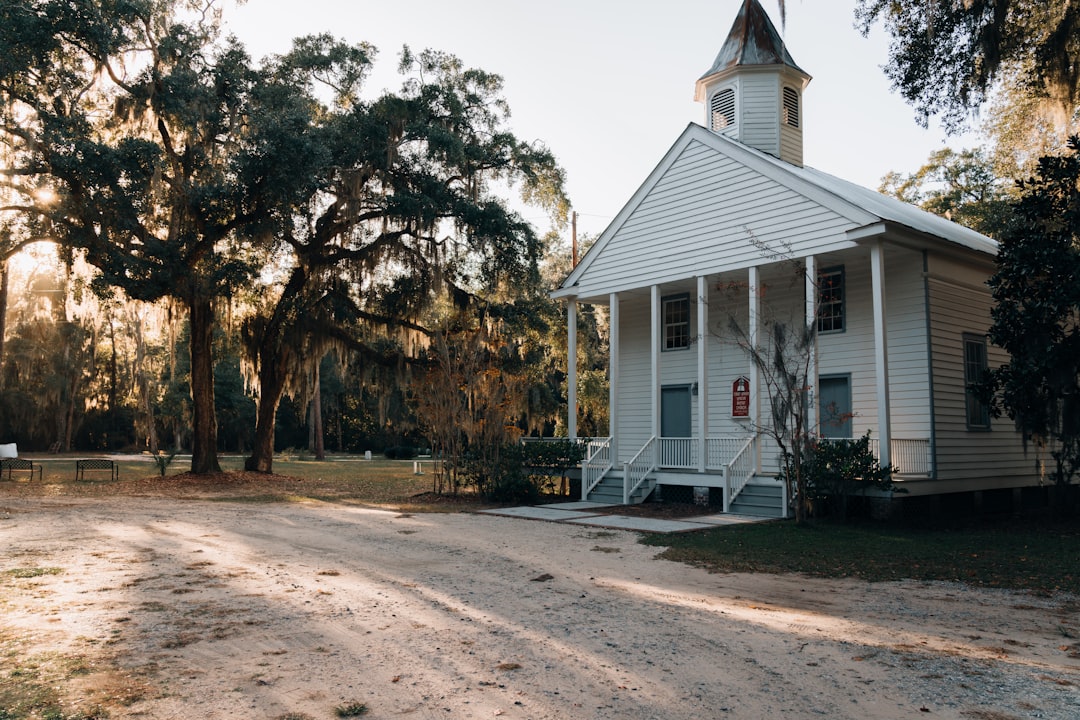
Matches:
[642,517,1080,595]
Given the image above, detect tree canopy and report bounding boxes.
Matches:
[856,1,1080,132]
[987,136,1080,495]
[878,148,1012,237]
[1,0,568,473]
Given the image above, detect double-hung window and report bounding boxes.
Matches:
[817,266,845,333]
[963,334,991,429]
[662,294,690,351]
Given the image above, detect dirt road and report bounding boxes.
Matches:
[2,497,1078,719]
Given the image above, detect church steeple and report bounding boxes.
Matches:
[694,0,811,166]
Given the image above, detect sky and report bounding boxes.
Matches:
[224,0,983,240]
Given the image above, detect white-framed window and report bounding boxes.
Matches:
[662,294,690,351]
[816,266,844,333]
[782,86,799,128]
[710,87,736,131]
[963,334,991,430]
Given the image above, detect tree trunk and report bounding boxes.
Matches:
[0,258,8,386]
[245,357,289,473]
[188,296,221,474]
[107,315,118,411]
[310,360,325,460]
[132,313,159,454]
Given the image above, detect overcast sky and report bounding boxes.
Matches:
[225,0,983,239]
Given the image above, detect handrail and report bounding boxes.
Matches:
[624,436,658,504]
[581,437,612,501]
[723,436,757,513]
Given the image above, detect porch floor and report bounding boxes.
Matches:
[478,501,770,534]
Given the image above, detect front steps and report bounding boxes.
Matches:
[586,471,655,504]
[727,482,785,518]
[586,471,786,518]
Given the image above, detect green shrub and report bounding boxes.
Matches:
[805,431,900,518]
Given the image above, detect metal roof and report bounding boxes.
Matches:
[699,0,806,80]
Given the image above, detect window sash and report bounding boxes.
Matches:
[816,266,844,333]
[662,295,690,350]
[963,335,991,429]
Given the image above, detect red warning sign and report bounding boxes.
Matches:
[732,376,751,418]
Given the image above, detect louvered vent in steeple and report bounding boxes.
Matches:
[710,88,736,131]
[783,86,799,128]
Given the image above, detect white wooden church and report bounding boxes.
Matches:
[553,0,1037,517]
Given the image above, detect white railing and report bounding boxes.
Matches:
[866,438,931,476]
[658,437,697,469]
[722,436,757,513]
[705,436,756,470]
[623,436,658,504]
[581,437,613,501]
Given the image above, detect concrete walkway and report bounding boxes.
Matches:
[478,501,769,533]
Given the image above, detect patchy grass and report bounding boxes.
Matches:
[642,518,1080,595]
[0,455,447,509]
[3,568,62,580]
[333,701,368,717]
[0,633,124,720]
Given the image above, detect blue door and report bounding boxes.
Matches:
[661,386,693,466]
[818,376,852,439]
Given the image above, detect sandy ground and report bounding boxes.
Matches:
[1,496,1079,720]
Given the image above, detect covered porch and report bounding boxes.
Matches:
[563,239,935,513]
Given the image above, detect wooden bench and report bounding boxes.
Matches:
[1,458,42,481]
[75,459,118,482]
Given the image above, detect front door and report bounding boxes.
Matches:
[818,376,852,439]
[661,385,692,466]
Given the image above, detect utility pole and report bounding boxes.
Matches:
[571,210,578,267]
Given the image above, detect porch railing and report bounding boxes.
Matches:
[705,436,755,470]
[624,436,658,504]
[722,435,757,513]
[658,437,696,469]
[581,437,613,501]
[866,438,931,476]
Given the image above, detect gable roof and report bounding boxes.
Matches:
[699,0,806,80]
[555,123,998,299]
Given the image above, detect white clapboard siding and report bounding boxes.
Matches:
[574,139,856,298]
[927,262,1035,484]
[740,73,781,157]
[779,113,803,166]
[707,272,754,435]
[616,298,654,464]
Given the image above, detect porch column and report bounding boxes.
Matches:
[697,275,708,472]
[650,284,661,438]
[567,299,578,440]
[748,266,762,473]
[870,240,892,468]
[609,292,620,461]
[805,255,818,435]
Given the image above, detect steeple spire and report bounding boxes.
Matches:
[693,0,811,166]
[696,0,805,92]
